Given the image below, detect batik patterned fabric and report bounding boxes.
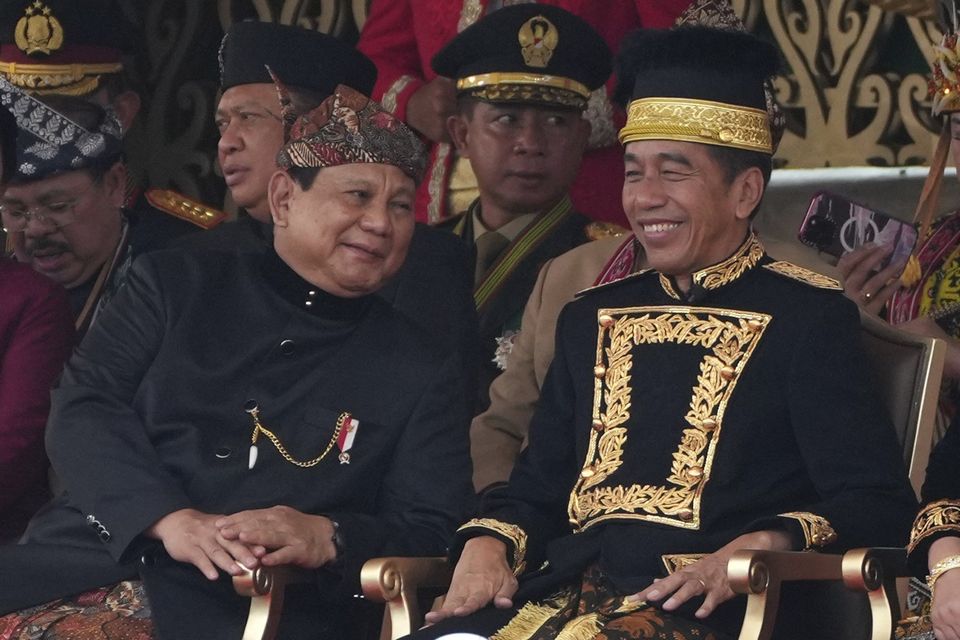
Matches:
[0,74,122,180]
[887,210,960,431]
[272,77,427,185]
[0,580,153,640]
[490,565,727,640]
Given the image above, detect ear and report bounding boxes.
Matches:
[732,166,764,221]
[103,161,128,209]
[268,170,295,228]
[111,90,142,133]
[447,113,470,156]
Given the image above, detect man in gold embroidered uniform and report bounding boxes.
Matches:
[0,0,226,237]
[0,85,472,639]
[413,26,918,640]
[433,4,610,413]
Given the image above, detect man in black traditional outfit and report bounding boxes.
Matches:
[0,81,473,640]
[412,25,918,640]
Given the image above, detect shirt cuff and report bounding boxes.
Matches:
[456,517,528,575]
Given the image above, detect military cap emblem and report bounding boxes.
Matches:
[14,1,64,56]
[518,15,557,68]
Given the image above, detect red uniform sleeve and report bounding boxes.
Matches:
[0,266,74,513]
[357,0,427,122]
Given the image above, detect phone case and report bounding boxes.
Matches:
[797,191,918,269]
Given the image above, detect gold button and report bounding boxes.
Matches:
[599,314,615,328]
[592,419,605,432]
[594,365,606,378]
[747,319,763,332]
[688,466,703,478]
[719,128,734,142]
[678,508,694,521]
[701,417,717,430]
[581,467,595,478]
[720,366,736,381]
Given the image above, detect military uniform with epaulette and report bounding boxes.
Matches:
[0,0,226,266]
[430,5,612,413]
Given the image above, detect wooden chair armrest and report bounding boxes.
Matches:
[841,547,909,640]
[233,565,312,640]
[360,557,451,639]
[729,549,844,640]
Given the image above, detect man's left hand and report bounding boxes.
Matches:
[628,529,792,619]
[216,506,338,569]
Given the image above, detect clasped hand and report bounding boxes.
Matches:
[147,506,337,580]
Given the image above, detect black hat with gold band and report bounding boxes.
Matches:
[430,4,611,111]
[0,0,134,96]
[615,26,779,155]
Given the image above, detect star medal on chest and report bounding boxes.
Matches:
[243,399,352,470]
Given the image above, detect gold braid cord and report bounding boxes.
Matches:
[458,518,528,575]
[779,512,838,549]
[568,306,771,531]
[908,499,960,554]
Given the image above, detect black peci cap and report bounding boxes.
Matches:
[431,4,611,110]
[616,26,780,154]
[219,21,377,97]
[0,0,134,96]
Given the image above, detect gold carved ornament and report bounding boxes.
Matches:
[619,97,773,154]
[908,499,960,553]
[778,511,838,549]
[568,307,771,531]
[457,518,528,575]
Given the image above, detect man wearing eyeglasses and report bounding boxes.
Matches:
[0,85,202,337]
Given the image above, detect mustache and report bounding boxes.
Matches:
[25,237,70,257]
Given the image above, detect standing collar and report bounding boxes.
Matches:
[659,231,765,301]
[260,248,373,321]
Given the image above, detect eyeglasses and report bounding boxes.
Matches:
[0,184,95,232]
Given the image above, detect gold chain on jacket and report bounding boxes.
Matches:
[246,404,347,469]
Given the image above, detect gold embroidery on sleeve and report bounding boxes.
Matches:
[779,511,838,549]
[458,517,528,575]
[763,262,842,290]
[380,75,415,115]
[661,553,707,575]
[908,499,960,554]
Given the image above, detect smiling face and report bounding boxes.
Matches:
[448,101,589,224]
[216,83,286,222]
[622,140,763,289]
[269,163,416,297]
[4,165,125,289]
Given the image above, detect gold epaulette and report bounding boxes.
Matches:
[575,269,651,298]
[584,221,628,241]
[145,188,227,230]
[763,261,842,290]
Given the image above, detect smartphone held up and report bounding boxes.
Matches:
[797,191,917,271]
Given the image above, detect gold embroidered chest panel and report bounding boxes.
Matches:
[567,305,771,532]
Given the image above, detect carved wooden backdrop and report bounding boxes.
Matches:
[119,0,944,206]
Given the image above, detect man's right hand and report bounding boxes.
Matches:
[423,535,518,624]
[146,508,262,580]
[405,77,457,143]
